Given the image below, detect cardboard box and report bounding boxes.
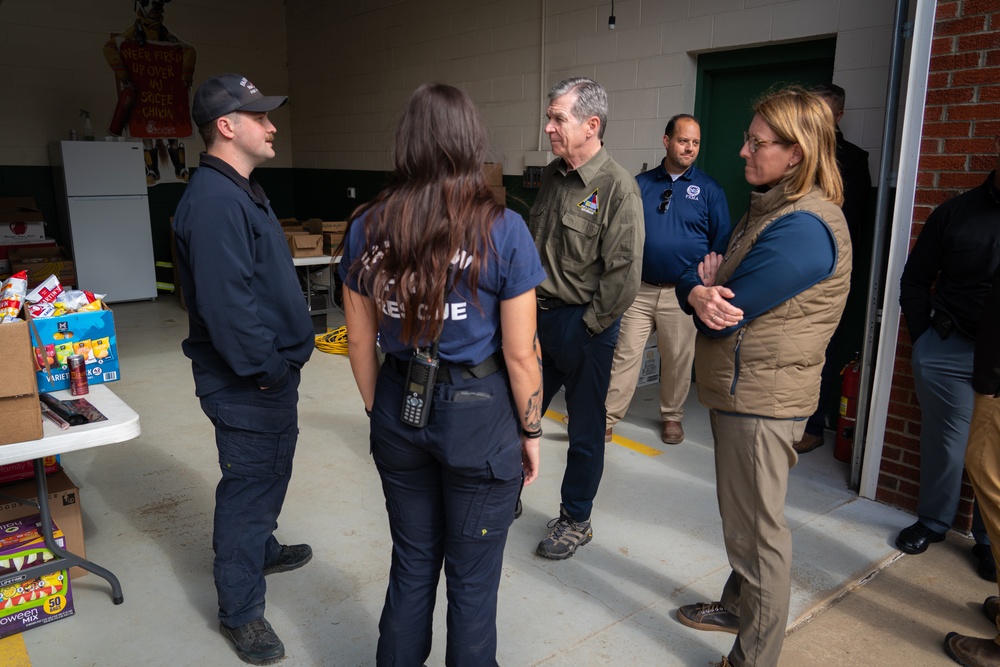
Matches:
[0,198,46,245]
[489,186,506,205]
[636,339,660,388]
[0,515,74,638]
[279,218,306,231]
[7,246,75,289]
[29,303,120,393]
[322,232,345,254]
[287,234,323,258]
[308,220,347,234]
[0,470,86,579]
[0,319,43,446]
[0,456,60,485]
[483,162,502,186]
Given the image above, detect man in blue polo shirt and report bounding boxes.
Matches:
[605,114,730,444]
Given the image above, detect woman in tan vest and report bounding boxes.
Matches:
[673,87,853,667]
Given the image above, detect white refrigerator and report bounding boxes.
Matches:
[51,141,157,302]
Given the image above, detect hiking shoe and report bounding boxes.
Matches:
[536,505,592,560]
[220,617,285,665]
[263,543,312,576]
[676,601,740,635]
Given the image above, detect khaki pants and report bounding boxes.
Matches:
[606,282,695,427]
[712,410,803,667]
[964,392,1000,643]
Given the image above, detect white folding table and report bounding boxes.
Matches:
[0,384,141,605]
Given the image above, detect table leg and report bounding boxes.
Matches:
[32,459,125,605]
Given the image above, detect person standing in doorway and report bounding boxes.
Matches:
[529,76,643,560]
[794,83,872,454]
[173,73,314,665]
[605,114,730,445]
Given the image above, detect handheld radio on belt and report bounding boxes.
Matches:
[400,267,451,428]
[401,345,439,427]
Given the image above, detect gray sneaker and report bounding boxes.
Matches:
[536,505,592,560]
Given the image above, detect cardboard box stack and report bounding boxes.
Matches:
[484,162,505,205]
[0,471,86,579]
[308,221,347,255]
[8,246,76,289]
[0,317,43,445]
[0,515,75,638]
[0,198,57,280]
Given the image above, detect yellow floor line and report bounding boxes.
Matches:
[544,409,663,457]
[0,634,31,667]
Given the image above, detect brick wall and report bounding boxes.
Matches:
[875,0,1000,527]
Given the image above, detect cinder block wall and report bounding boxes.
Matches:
[875,0,1000,526]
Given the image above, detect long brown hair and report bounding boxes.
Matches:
[754,86,844,206]
[345,83,504,347]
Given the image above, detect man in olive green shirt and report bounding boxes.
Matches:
[529,76,644,560]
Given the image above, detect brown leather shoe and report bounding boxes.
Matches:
[793,432,825,454]
[984,596,999,624]
[662,420,684,445]
[605,428,613,443]
[944,631,1000,666]
[676,601,739,635]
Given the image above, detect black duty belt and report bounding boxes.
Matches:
[384,351,504,384]
[642,281,675,288]
[537,296,572,310]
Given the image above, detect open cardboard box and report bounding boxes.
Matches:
[0,318,44,445]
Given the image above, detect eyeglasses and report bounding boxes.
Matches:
[658,188,673,213]
[743,131,788,154]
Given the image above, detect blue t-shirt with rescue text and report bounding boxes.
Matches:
[339,208,546,366]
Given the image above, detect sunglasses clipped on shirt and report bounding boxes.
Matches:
[658,188,673,213]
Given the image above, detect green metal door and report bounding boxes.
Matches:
[694,39,836,223]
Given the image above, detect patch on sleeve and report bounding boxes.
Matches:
[577,189,600,215]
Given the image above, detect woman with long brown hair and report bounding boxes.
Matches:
[339,82,545,666]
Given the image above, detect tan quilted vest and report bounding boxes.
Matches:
[694,185,852,418]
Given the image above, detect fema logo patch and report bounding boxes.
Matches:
[686,185,701,200]
[578,189,600,215]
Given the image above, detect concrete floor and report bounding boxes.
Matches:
[4,295,996,666]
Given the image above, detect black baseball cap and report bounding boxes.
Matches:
[192,74,287,126]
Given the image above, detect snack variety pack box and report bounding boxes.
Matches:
[30,304,120,393]
[0,456,60,485]
[0,470,86,579]
[0,515,74,638]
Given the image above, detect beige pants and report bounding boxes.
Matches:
[964,392,1000,643]
[712,410,803,667]
[606,282,695,427]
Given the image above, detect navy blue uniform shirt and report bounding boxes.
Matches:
[173,153,313,396]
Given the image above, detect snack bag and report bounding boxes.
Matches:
[54,341,75,365]
[73,340,95,362]
[91,336,111,360]
[35,343,56,370]
[27,301,56,319]
[26,274,63,305]
[0,270,28,322]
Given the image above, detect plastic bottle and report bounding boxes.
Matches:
[80,109,95,141]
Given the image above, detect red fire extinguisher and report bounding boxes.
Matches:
[835,354,862,462]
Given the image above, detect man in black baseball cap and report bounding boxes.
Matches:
[174,74,313,665]
[192,73,287,126]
